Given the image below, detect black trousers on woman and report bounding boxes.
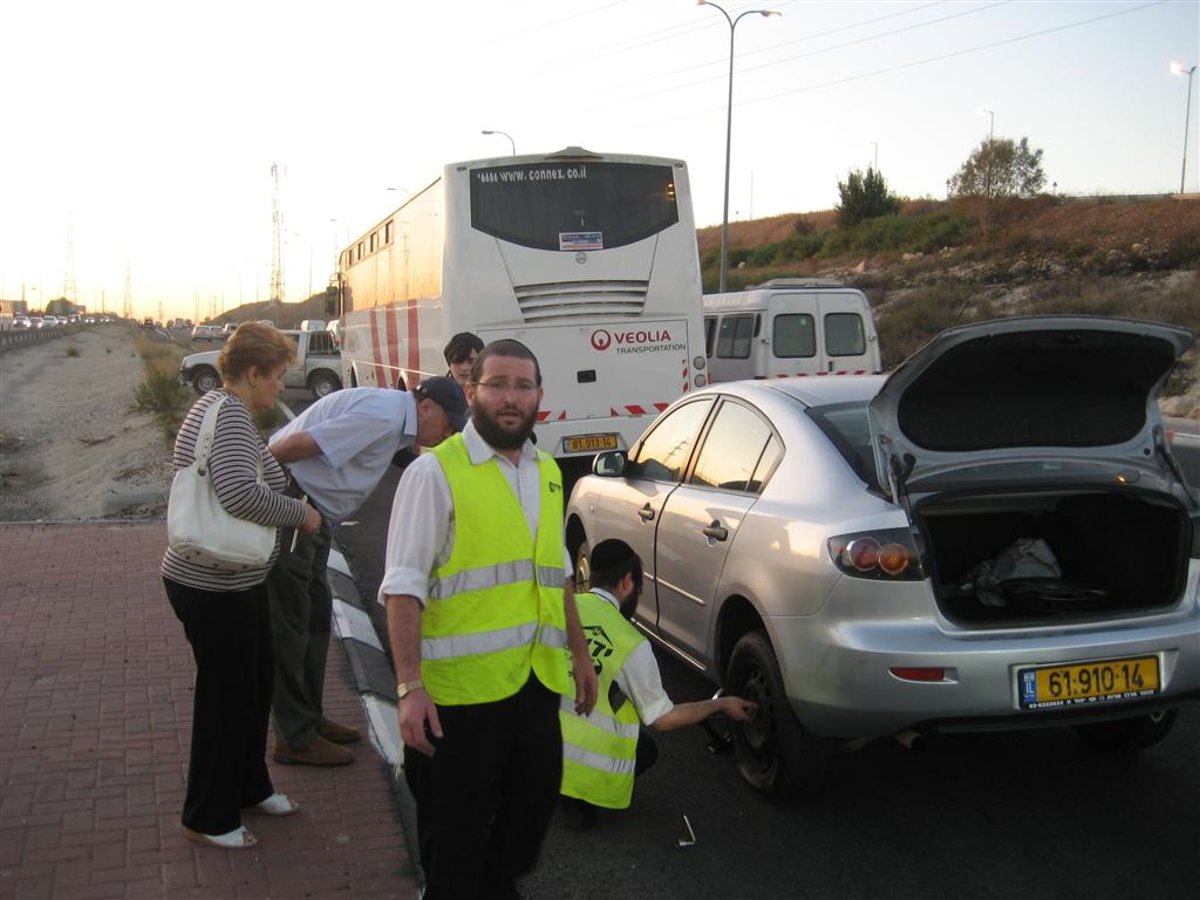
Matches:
[164,577,276,835]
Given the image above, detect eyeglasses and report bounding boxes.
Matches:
[472,379,539,397]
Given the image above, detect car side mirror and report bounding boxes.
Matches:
[593,450,627,478]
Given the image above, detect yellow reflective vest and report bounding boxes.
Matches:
[422,434,572,705]
[560,591,644,809]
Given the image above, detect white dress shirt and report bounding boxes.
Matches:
[378,419,572,607]
[272,387,417,524]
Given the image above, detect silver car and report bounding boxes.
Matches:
[565,316,1200,796]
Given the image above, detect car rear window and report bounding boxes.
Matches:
[806,400,878,489]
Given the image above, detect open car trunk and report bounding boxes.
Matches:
[916,487,1191,626]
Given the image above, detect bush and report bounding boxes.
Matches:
[65,346,80,358]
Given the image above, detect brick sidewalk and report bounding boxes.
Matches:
[0,522,418,899]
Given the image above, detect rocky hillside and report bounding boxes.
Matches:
[698,195,1200,416]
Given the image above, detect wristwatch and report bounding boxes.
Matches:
[396,679,425,700]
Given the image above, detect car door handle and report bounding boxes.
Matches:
[638,505,656,522]
[702,521,728,541]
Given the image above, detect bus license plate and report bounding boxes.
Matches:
[563,434,618,454]
[1018,656,1159,709]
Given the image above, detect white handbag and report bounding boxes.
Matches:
[167,395,277,569]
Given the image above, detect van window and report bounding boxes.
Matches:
[704,316,716,357]
[825,313,866,356]
[773,313,816,358]
[716,314,753,359]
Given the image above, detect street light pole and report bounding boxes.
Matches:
[481,129,516,155]
[1171,63,1197,194]
[698,0,780,293]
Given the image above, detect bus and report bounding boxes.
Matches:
[335,146,707,482]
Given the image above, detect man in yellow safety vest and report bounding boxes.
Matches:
[559,539,756,830]
[381,339,597,899]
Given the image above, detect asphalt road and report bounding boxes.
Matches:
[321,419,1200,900]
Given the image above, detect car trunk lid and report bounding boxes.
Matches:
[867,316,1194,498]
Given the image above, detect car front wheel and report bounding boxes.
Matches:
[573,540,591,592]
[726,630,833,798]
[1074,709,1177,752]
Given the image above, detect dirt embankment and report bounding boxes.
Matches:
[0,328,176,522]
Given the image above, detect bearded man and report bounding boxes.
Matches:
[380,338,598,900]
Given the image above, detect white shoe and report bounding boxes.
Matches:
[243,792,300,816]
[186,825,258,849]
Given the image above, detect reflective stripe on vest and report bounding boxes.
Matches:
[564,742,637,776]
[559,591,644,810]
[423,434,570,705]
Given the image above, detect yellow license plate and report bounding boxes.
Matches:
[1018,656,1160,709]
[562,434,619,454]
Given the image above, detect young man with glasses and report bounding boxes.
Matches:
[381,339,597,899]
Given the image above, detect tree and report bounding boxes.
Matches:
[949,136,1046,199]
[836,167,901,228]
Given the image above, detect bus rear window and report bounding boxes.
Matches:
[470,162,679,251]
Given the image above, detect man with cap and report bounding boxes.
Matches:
[267,378,467,767]
[559,538,757,830]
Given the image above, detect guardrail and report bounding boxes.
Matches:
[0,328,67,352]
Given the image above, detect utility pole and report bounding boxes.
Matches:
[63,221,76,307]
[270,163,285,303]
[123,260,132,320]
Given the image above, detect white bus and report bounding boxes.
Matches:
[335,146,707,481]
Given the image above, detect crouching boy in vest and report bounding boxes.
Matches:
[559,539,757,830]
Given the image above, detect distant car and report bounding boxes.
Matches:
[29,316,45,329]
[191,324,224,342]
[13,316,31,330]
[222,323,238,336]
[566,315,1200,797]
[41,315,59,328]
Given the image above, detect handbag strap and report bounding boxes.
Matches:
[192,394,265,480]
[192,395,228,476]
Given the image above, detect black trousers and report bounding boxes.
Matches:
[164,577,275,835]
[267,509,333,751]
[404,675,562,900]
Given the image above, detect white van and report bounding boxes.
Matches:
[702,278,881,382]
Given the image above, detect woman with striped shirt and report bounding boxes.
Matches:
[163,323,322,850]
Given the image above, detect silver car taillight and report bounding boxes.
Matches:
[828,528,924,581]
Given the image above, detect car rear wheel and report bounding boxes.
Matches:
[309,371,341,399]
[1073,709,1178,752]
[727,630,833,797]
[192,367,219,394]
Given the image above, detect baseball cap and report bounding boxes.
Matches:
[413,376,469,432]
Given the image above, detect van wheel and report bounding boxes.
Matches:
[192,367,219,394]
[726,631,832,797]
[1074,709,1177,752]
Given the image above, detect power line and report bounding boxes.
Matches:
[600,0,1003,106]
[647,0,1167,128]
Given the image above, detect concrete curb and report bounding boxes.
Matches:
[326,546,423,886]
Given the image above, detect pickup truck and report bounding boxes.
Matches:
[179,329,343,399]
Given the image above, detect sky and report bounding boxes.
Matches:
[1,0,1197,322]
